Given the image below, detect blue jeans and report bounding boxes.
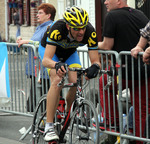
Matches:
[128,106,133,129]
[16,24,20,38]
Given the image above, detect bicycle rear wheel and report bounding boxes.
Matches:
[69,99,99,144]
[32,94,47,144]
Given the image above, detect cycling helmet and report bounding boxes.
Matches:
[63,6,89,28]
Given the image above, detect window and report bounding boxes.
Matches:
[8,0,41,26]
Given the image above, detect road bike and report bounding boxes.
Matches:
[32,67,113,144]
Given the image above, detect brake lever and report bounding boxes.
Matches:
[57,64,69,87]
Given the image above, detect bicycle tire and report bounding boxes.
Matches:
[32,94,68,144]
[32,94,47,144]
[69,99,99,144]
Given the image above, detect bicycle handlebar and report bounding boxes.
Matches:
[57,67,86,87]
[57,67,113,90]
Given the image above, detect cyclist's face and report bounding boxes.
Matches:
[104,0,119,12]
[37,9,50,24]
[68,26,86,42]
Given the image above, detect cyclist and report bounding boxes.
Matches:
[42,6,100,142]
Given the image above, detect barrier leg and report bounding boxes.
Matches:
[19,125,32,141]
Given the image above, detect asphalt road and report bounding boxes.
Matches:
[0,112,33,144]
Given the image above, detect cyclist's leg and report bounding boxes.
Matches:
[44,69,62,142]
[46,70,62,121]
[65,71,77,112]
[44,55,62,142]
[65,51,81,112]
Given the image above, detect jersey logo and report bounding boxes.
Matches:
[50,30,62,40]
[88,32,96,47]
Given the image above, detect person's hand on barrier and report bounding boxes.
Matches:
[85,63,100,79]
[143,47,150,64]
[55,62,68,77]
[131,46,144,59]
[17,40,29,47]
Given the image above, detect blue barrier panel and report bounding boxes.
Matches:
[0,42,11,106]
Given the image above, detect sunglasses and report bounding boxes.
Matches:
[72,26,86,31]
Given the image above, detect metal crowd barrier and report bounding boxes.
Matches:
[98,50,150,143]
[98,50,121,142]
[0,43,42,117]
[117,51,150,143]
[1,43,150,143]
[0,44,97,115]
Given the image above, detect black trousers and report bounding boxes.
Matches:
[27,76,50,112]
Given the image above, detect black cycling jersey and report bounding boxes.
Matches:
[41,25,52,48]
[43,19,98,61]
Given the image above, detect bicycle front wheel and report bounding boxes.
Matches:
[69,99,99,144]
[32,94,47,144]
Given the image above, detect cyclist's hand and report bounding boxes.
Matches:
[85,63,100,79]
[55,62,68,76]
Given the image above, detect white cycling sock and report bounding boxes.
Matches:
[45,122,54,132]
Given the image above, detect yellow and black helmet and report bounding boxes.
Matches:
[63,6,89,28]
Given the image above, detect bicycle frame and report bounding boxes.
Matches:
[57,68,86,143]
[57,67,113,143]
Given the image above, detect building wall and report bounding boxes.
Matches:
[0,0,6,41]
[46,0,59,20]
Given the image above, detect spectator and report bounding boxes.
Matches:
[13,8,20,38]
[131,21,150,142]
[17,3,56,112]
[42,6,100,142]
[98,0,150,143]
[131,21,150,64]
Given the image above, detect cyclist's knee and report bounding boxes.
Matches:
[50,76,62,88]
[68,71,77,83]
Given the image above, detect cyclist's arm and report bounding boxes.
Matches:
[85,50,100,80]
[42,44,56,68]
[98,37,114,50]
[88,50,101,67]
